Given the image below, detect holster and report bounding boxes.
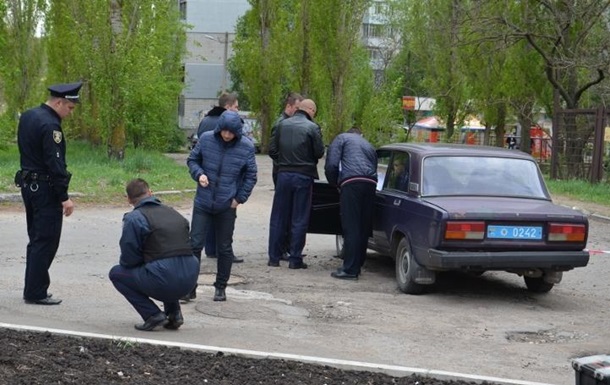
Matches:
[14,170,28,188]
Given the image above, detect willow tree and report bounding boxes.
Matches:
[46,0,186,157]
[404,0,468,142]
[0,0,47,133]
[232,0,298,153]
[471,0,610,178]
[309,0,371,140]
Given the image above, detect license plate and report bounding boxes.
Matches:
[487,225,542,240]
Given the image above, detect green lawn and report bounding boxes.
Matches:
[0,142,194,204]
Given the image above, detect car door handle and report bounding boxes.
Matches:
[393,199,401,206]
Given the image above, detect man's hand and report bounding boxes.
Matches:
[62,198,74,217]
[198,174,209,188]
[231,199,239,209]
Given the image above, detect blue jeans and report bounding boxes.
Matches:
[268,172,313,264]
[191,205,236,289]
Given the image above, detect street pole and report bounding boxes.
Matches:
[222,31,228,92]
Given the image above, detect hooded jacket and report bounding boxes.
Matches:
[187,110,257,213]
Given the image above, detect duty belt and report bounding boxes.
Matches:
[26,172,51,182]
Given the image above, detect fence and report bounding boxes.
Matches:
[404,111,609,183]
[552,107,608,183]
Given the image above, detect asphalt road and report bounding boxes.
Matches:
[0,154,609,385]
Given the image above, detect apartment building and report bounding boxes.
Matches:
[178,0,249,129]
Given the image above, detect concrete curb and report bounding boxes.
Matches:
[0,323,555,385]
[590,213,610,223]
[0,190,193,203]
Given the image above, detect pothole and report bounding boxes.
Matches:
[194,288,310,321]
[506,329,585,344]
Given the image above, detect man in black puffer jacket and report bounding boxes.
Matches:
[268,99,325,270]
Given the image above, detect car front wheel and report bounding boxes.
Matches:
[395,238,425,295]
[524,276,554,293]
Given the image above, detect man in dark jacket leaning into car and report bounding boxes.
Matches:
[268,99,325,270]
[187,110,257,302]
[325,127,377,280]
[109,179,200,331]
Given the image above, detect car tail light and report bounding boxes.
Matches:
[548,223,586,242]
[445,221,485,240]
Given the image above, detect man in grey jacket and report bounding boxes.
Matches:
[324,127,377,280]
[268,99,325,269]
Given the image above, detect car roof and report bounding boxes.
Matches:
[378,142,535,161]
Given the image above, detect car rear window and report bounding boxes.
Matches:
[422,156,547,198]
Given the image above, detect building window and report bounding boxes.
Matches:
[178,95,185,117]
[374,2,385,15]
[179,0,187,20]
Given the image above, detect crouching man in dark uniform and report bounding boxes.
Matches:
[17,82,82,305]
[109,179,199,331]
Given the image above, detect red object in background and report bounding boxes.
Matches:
[530,126,551,160]
[465,132,476,145]
[402,96,415,110]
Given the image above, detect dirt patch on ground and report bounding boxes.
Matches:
[0,328,495,385]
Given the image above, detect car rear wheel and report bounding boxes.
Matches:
[524,276,554,293]
[335,235,344,259]
[395,238,425,295]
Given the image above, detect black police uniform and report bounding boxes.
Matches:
[16,82,81,304]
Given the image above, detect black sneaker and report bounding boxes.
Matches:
[288,261,308,270]
[213,288,226,301]
[180,289,196,302]
[134,312,168,331]
[164,310,184,330]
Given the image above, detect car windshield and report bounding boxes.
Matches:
[422,156,547,198]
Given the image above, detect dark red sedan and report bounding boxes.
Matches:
[309,143,589,294]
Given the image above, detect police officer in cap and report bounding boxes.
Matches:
[16,81,82,305]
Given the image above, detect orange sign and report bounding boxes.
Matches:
[402,96,415,110]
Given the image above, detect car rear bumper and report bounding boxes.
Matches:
[426,249,590,270]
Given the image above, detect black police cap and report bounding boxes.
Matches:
[48,82,83,103]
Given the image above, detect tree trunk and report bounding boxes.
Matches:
[107,0,125,160]
[493,104,506,148]
[258,0,274,154]
[300,0,311,97]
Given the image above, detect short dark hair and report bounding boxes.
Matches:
[284,92,303,106]
[218,92,238,109]
[126,178,150,201]
[347,127,362,135]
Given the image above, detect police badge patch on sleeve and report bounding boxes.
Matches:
[53,130,63,144]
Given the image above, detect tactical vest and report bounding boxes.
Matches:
[138,204,193,262]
